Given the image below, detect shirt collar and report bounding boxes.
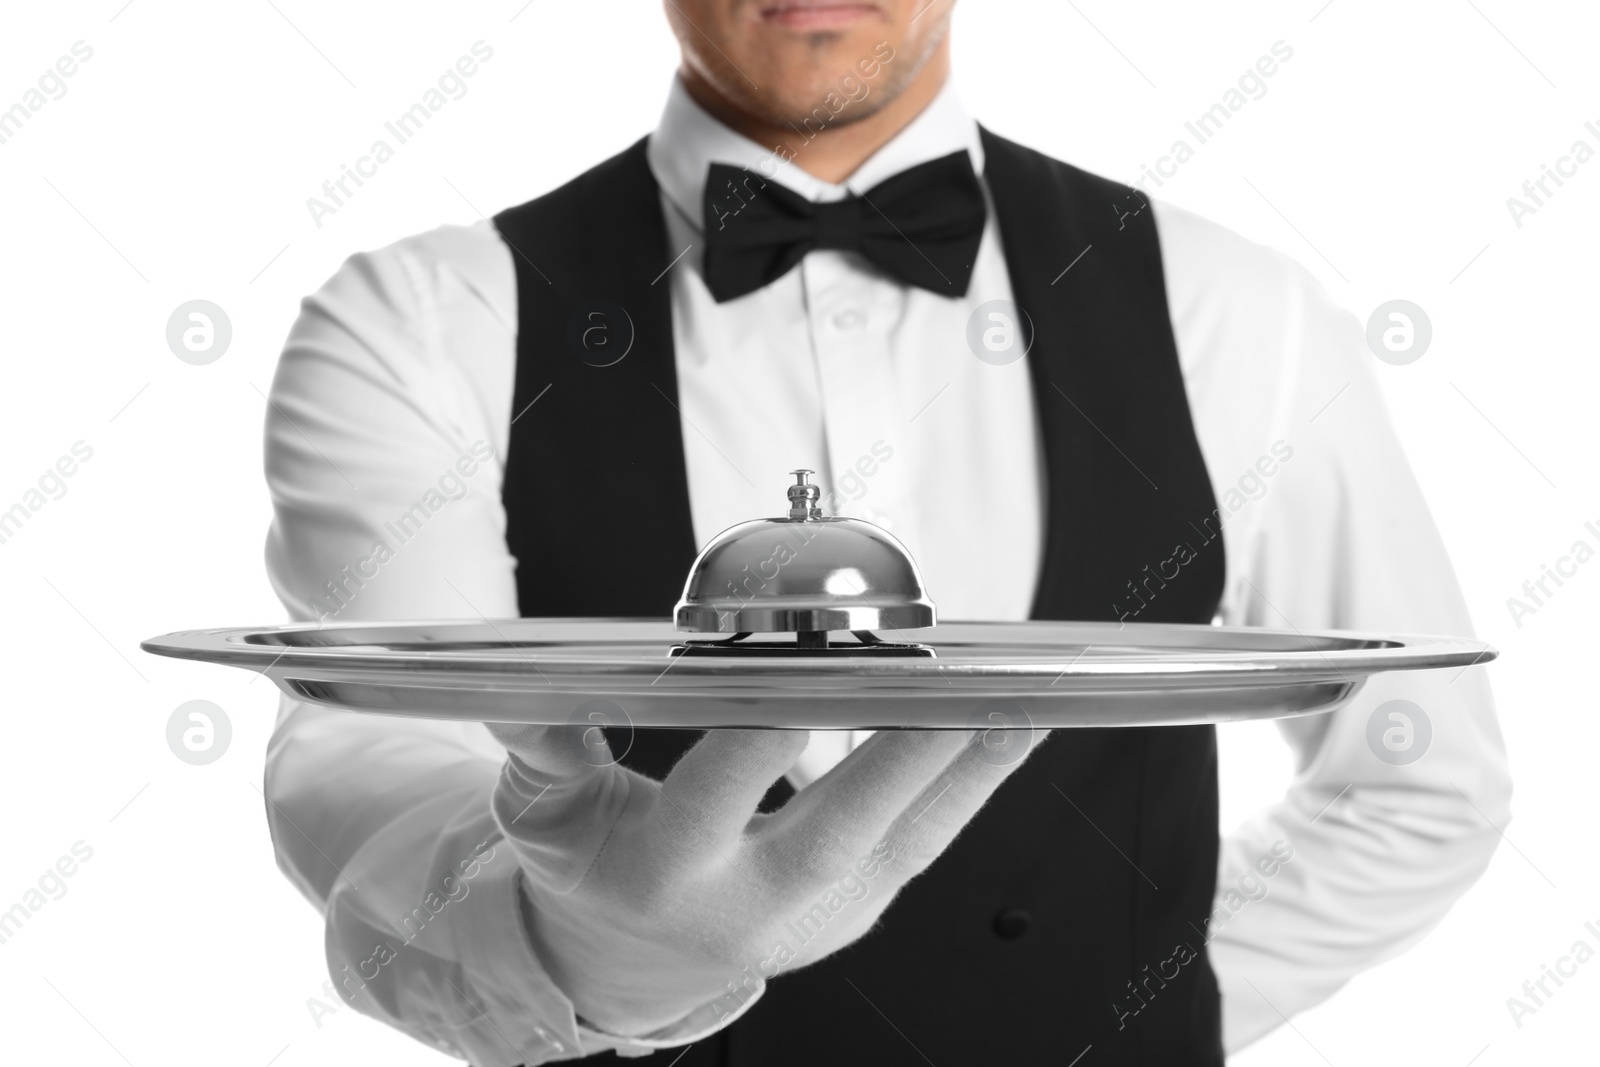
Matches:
[647,72,984,232]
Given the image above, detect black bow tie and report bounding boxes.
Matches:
[700,150,988,303]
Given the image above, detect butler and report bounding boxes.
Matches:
[262,2,1510,1064]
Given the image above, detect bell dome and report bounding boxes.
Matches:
[674,470,936,641]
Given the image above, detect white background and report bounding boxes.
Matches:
[1,1,1596,1064]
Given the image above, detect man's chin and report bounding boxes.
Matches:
[733,78,889,131]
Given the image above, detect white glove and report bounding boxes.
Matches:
[486,719,1039,1037]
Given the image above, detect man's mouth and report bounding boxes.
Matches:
[758,1,881,30]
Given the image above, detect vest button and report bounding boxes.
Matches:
[993,907,1032,941]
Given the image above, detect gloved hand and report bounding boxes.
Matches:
[485,719,1036,1037]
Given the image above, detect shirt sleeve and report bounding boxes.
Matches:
[261,223,757,1064]
[1189,240,1513,1052]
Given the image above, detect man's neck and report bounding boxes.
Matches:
[676,45,950,185]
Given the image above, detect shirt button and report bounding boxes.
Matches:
[993,907,1032,941]
[832,309,865,330]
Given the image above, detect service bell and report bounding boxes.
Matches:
[672,470,936,655]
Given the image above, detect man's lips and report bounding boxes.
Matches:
[759,1,881,30]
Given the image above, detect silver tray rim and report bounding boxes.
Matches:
[140,619,1497,728]
[140,618,1496,678]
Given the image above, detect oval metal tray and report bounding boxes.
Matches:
[140,619,1495,730]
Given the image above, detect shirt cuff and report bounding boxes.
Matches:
[446,837,764,1064]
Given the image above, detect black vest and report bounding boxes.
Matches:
[494,130,1226,1065]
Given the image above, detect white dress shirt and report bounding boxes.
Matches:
[263,76,1511,1064]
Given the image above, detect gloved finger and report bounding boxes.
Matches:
[486,721,621,892]
[763,728,974,878]
[874,727,1050,889]
[485,719,615,791]
[658,728,811,848]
